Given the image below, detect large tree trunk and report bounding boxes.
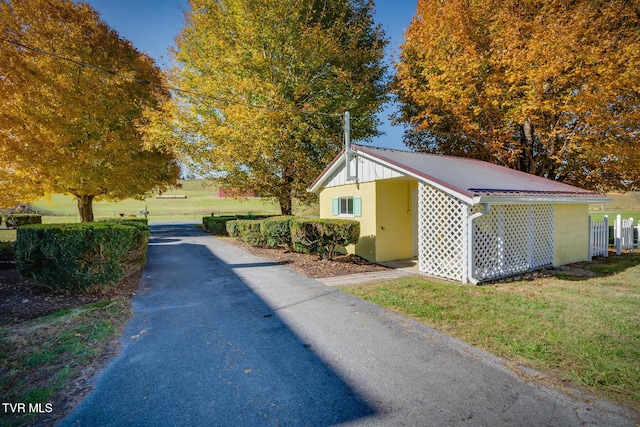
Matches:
[522,117,537,175]
[277,173,294,215]
[76,194,95,222]
[278,194,293,216]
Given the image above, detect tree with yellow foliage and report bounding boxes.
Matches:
[394,0,640,191]
[0,0,180,221]
[144,0,387,214]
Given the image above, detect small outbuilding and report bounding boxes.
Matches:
[309,144,610,284]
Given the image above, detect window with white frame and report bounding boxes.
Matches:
[339,197,354,215]
[332,196,361,217]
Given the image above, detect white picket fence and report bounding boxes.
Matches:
[589,214,640,260]
[614,215,637,255]
[589,216,609,259]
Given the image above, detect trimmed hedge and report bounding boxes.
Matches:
[203,216,238,235]
[0,241,13,257]
[224,216,359,259]
[6,214,42,228]
[204,214,276,236]
[15,223,145,292]
[261,216,293,249]
[226,219,241,238]
[233,219,265,246]
[99,219,151,267]
[290,218,360,260]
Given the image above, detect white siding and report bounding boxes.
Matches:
[322,155,405,188]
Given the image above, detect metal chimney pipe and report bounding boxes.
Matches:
[344,111,355,180]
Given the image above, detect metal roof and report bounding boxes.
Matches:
[310,144,611,204]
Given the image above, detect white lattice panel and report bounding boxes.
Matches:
[418,183,468,282]
[472,205,554,281]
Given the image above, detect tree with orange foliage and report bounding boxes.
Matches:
[0,0,180,221]
[394,0,640,191]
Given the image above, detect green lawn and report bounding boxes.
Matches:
[341,255,640,410]
[0,229,16,242]
[0,300,131,426]
[589,191,639,223]
[27,179,317,222]
[589,211,639,223]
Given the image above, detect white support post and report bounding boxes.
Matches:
[587,215,596,262]
[630,217,634,254]
[615,214,622,255]
[604,215,609,258]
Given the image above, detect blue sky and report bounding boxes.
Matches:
[84,0,417,150]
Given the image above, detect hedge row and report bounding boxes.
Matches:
[0,241,13,257]
[291,218,360,260]
[225,216,359,259]
[100,219,151,268]
[202,214,274,236]
[15,221,150,292]
[2,214,42,228]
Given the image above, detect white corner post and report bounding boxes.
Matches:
[604,215,609,257]
[615,214,622,255]
[587,215,595,262]
[467,203,491,285]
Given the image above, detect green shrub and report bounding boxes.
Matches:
[118,217,148,225]
[235,219,265,246]
[203,216,237,235]
[226,220,240,238]
[99,219,151,268]
[204,215,276,236]
[15,223,142,292]
[6,214,42,228]
[290,218,360,260]
[261,216,293,249]
[0,241,13,257]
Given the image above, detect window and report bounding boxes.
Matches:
[332,197,361,217]
[339,197,354,215]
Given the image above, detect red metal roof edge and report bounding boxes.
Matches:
[353,144,603,198]
[311,144,606,200]
[353,144,476,198]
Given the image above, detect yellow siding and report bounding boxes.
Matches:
[553,204,589,265]
[375,180,417,262]
[318,182,377,262]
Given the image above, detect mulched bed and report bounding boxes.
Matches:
[0,263,140,326]
[221,237,391,278]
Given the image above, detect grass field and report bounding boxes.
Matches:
[0,229,16,241]
[589,192,640,222]
[341,254,640,410]
[26,179,317,223]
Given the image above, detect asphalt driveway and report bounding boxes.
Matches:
[60,223,635,426]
